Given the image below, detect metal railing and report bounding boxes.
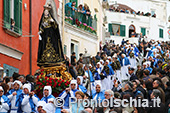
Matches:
[65,6,97,34]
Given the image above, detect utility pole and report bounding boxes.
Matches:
[29,0,32,75]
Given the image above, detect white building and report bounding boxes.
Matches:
[57,0,106,59]
[104,0,170,44]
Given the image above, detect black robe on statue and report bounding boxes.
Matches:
[37,10,64,67]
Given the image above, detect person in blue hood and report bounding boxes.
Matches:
[92,81,105,103]
[105,60,114,89]
[41,86,61,113]
[18,84,39,113]
[41,86,55,103]
[6,80,22,113]
[59,80,79,109]
[0,86,11,113]
[77,76,87,93]
[120,54,131,81]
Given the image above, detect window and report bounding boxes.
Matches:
[159,28,163,38]
[108,23,126,37]
[3,64,19,77]
[141,28,146,36]
[4,0,22,34]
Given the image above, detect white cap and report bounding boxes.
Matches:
[95,81,102,91]
[100,60,104,64]
[106,60,109,63]
[43,86,52,96]
[77,76,83,85]
[107,56,112,59]
[156,46,161,50]
[37,101,46,108]
[43,103,54,113]
[146,61,151,67]
[13,80,22,88]
[70,80,77,89]
[143,62,148,68]
[146,48,151,51]
[152,49,158,52]
[155,54,160,58]
[48,98,54,103]
[89,64,92,67]
[112,54,117,58]
[97,62,101,67]
[23,84,31,93]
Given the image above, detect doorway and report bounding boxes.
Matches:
[71,42,78,60]
[129,25,136,37]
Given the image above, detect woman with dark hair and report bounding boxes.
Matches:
[3,77,10,84]
[0,82,9,95]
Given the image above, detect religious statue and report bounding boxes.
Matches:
[37,3,64,67]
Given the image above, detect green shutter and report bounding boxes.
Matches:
[141,28,146,36]
[14,0,22,34]
[4,0,11,29]
[70,0,77,7]
[108,24,113,35]
[120,25,126,36]
[159,28,163,38]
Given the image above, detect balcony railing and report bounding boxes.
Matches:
[65,6,97,35]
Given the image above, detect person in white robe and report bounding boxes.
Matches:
[112,54,121,83]
[128,52,137,69]
[0,86,10,113]
[96,62,106,90]
[6,80,23,113]
[20,84,39,113]
[120,54,131,82]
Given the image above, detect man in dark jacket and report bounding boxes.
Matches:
[146,89,166,113]
[153,80,165,104]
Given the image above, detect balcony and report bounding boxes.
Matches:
[65,6,97,35]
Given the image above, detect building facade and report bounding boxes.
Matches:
[0,0,60,77]
[104,0,170,44]
[62,0,106,59]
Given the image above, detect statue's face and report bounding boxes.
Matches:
[44,9,49,16]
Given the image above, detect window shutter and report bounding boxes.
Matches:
[141,28,146,36]
[4,0,11,29]
[108,24,112,35]
[75,45,78,60]
[14,0,22,34]
[159,28,163,38]
[70,0,78,7]
[120,25,126,36]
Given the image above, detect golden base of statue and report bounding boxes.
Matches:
[39,65,72,81]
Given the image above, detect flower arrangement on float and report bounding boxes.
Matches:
[35,69,70,98]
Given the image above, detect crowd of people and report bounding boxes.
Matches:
[1,34,170,113]
[109,5,156,18]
